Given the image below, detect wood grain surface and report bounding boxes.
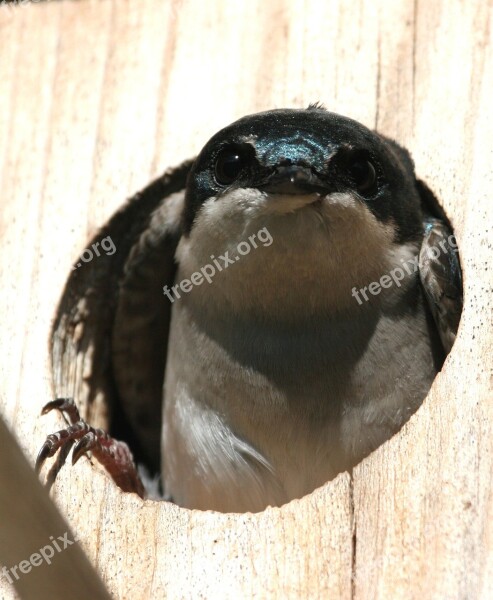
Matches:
[0,0,491,598]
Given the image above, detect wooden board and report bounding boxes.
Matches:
[0,0,491,598]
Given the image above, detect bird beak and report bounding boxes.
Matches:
[258,165,330,195]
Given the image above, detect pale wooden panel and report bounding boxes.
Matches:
[0,0,491,598]
[0,416,111,599]
[352,2,493,598]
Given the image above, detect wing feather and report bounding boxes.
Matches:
[418,217,463,354]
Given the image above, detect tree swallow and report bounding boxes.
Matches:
[37,105,463,512]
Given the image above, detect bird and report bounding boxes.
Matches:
[36,105,462,513]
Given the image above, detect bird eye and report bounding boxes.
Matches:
[214,145,249,185]
[347,157,378,195]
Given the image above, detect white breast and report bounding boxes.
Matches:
[160,189,436,512]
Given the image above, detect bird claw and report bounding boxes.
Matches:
[72,431,101,465]
[40,397,81,423]
[36,397,145,498]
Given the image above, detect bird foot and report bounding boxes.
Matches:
[36,398,145,498]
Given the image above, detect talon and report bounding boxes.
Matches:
[41,399,63,415]
[72,433,95,465]
[35,442,53,473]
[40,398,80,424]
[35,421,89,477]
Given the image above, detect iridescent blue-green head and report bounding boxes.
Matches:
[177,105,428,317]
[183,105,424,243]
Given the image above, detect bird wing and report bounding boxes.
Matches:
[418,216,463,354]
[52,160,194,473]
